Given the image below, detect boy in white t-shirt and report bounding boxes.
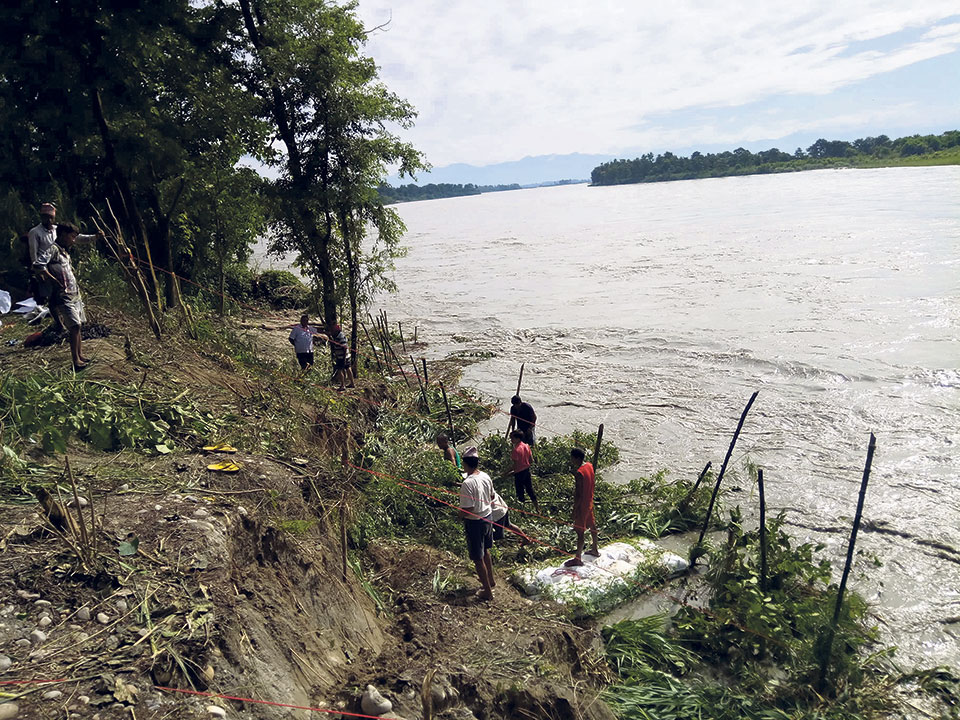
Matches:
[458,447,495,600]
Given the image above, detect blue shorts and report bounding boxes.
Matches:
[464,515,492,561]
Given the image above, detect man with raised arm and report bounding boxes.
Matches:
[507,394,537,446]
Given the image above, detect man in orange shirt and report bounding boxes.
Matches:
[564,447,599,567]
[509,429,539,512]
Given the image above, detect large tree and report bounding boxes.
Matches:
[235,0,425,334]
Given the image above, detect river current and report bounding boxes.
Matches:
[259,166,960,667]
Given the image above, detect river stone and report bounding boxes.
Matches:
[16,590,39,599]
[0,655,11,671]
[116,600,128,613]
[119,484,130,492]
[76,607,91,622]
[38,616,52,628]
[14,639,30,648]
[29,629,47,645]
[42,690,63,700]
[193,508,210,518]
[34,599,52,608]
[69,496,88,508]
[206,705,226,718]
[78,696,90,705]
[96,613,110,625]
[0,702,19,719]
[360,685,392,715]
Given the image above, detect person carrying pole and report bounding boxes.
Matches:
[507,395,537,446]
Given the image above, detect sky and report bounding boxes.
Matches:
[355,1,960,169]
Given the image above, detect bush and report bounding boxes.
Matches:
[253,269,310,309]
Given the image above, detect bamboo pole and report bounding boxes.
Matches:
[816,433,877,692]
[388,343,413,389]
[360,319,382,372]
[421,358,429,386]
[414,326,418,343]
[411,354,430,411]
[591,423,605,469]
[440,382,456,445]
[757,467,768,659]
[696,391,759,547]
[678,461,712,514]
[340,442,350,582]
[398,321,407,353]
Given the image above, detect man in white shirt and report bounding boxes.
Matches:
[288,314,324,370]
[458,447,495,600]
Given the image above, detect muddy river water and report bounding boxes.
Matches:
[259,166,960,668]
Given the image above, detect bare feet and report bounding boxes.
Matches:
[584,548,600,557]
[73,363,88,372]
[476,589,493,601]
[563,557,584,567]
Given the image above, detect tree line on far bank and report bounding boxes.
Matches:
[0,0,425,359]
[590,130,960,186]
[377,182,521,204]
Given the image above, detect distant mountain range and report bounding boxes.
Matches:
[395,152,617,187]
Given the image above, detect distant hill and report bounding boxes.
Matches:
[397,152,616,186]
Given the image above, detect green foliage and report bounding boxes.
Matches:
[0,373,219,473]
[591,129,960,186]
[604,615,698,679]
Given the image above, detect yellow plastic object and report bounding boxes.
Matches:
[202,443,238,454]
[206,461,241,473]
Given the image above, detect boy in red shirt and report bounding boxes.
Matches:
[509,430,540,513]
[564,446,599,567]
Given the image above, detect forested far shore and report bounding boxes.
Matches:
[378,182,521,204]
[591,130,960,186]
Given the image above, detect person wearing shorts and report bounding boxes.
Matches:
[328,322,355,390]
[507,395,537,446]
[289,314,321,370]
[509,429,540,512]
[35,224,95,371]
[458,447,495,600]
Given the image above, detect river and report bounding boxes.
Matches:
[258,166,960,668]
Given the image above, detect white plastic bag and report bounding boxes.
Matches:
[0,289,11,315]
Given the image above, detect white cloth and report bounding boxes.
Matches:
[459,470,494,518]
[490,491,508,521]
[289,324,316,354]
[28,223,57,266]
[0,290,11,315]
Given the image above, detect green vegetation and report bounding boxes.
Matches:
[591,130,960,186]
[599,509,951,719]
[377,182,522,204]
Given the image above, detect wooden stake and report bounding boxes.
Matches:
[816,433,877,692]
[757,467,768,659]
[440,382,456,445]
[421,358,429,386]
[591,423,605,469]
[678,461,712,514]
[65,456,90,563]
[340,441,350,582]
[696,391,759,547]
[414,326,418,343]
[398,321,407,353]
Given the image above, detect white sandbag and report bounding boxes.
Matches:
[514,539,688,615]
[0,290,10,315]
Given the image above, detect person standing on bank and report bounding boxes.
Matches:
[289,314,323,370]
[458,447,495,600]
[328,322,355,390]
[564,446,599,567]
[509,429,540,513]
[507,395,537,446]
[35,224,93,370]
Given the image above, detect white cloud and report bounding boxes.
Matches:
[356,1,960,165]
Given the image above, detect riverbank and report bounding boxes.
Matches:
[1,276,957,718]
